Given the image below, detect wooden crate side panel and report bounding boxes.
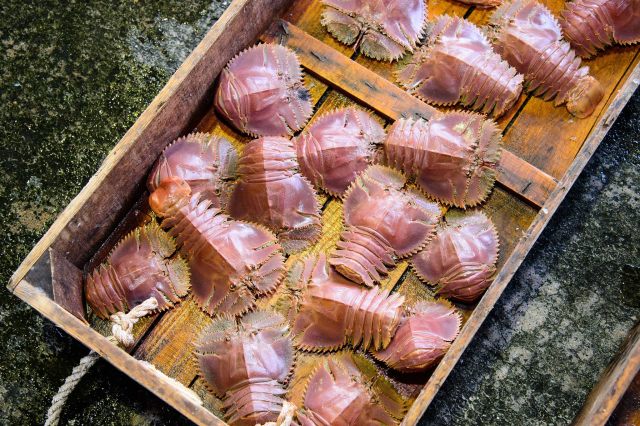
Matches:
[8,0,294,290]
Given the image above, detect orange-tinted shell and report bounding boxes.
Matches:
[561,0,640,58]
[214,44,312,137]
[384,113,501,208]
[195,311,293,426]
[147,133,237,208]
[321,0,428,61]
[490,0,604,117]
[413,210,500,302]
[398,15,523,117]
[85,222,189,319]
[149,177,285,317]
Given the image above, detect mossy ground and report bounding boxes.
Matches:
[0,0,638,424]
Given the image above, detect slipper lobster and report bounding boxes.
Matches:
[489,0,605,117]
[214,44,313,137]
[329,165,442,287]
[397,15,523,117]
[294,107,385,197]
[561,0,640,58]
[228,136,322,253]
[296,354,403,425]
[195,310,294,426]
[413,210,500,302]
[85,221,190,319]
[149,177,285,317]
[384,113,502,208]
[289,254,461,372]
[147,133,237,208]
[321,0,428,61]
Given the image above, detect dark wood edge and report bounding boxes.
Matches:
[401,56,640,426]
[8,0,294,291]
[12,279,226,426]
[573,323,640,426]
[263,20,557,208]
[50,248,87,324]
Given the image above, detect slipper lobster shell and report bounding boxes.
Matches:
[397,15,523,117]
[147,133,237,208]
[149,177,285,317]
[214,44,313,137]
[228,136,322,253]
[372,301,462,372]
[297,355,401,425]
[490,0,604,117]
[85,221,190,319]
[561,0,640,58]
[195,311,294,426]
[294,107,385,196]
[384,113,502,208]
[329,165,442,286]
[291,254,405,352]
[413,210,500,302]
[321,0,428,61]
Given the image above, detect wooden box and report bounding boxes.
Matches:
[8,0,639,424]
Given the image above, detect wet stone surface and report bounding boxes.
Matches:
[0,1,638,425]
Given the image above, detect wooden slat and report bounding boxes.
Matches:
[263,21,557,208]
[402,54,640,426]
[573,323,640,426]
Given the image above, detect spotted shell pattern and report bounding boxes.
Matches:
[228,136,322,254]
[384,113,502,208]
[85,221,190,319]
[195,311,293,426]
[397,15,523,117]
[372,301,461,372]
[147,133,237,208]
[329,165,442,286]
[561,0,640,58]
[321,0,428,61]
[490,0,604,117]
[149,177,285,317]
[413,210,500,302]
[294,107,385,196]
[214,44,313,137]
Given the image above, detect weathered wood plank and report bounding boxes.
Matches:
[263,21,557,207]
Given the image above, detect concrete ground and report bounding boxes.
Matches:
[0,1,637,424]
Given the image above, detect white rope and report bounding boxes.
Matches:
[259,401,297,426]
[44,298,158,426]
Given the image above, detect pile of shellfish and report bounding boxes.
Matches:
[83,0,637,424]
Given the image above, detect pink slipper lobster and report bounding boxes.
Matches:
[214,44,313,137]
[329,165,442,287]
[384,113,502,208]
[149,177,285,317]
[294,107,385,197]
[289,254,461,372]
[561,0,640,58]
[85,221,190,319]
[397,15,523,117]
[228,136,322,254]
[321,0,428,61]
[413,210,500,303]
[489,0,605,117]
[297,354,403,425]
[195,310,294,426]
[372,301,462,372]
[147,133,237,208]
